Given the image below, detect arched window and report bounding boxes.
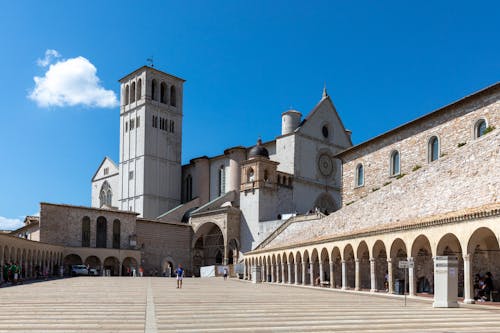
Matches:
[130,82,136,103]
[96,216,107,248]
[475,119,487,139]
[390,150,400,176]
[428,136,439,162]
[170,120,175,133]
[277,175,281,184]
[247,168,255,182]
[218,166,225,196]
[112,219,120,249]
[264,169,269,181]
[81,216,90,247]
[186,175,193,201]
[355,164,364,187]
[137,79,142,100]
[99,181,112,207]
[124,85,129,105]
[160,82,167,104]
[170,85,176,106]
[151,79,157,101]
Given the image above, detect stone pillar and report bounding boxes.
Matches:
[294,263,299,285]
[301,262,307,285]
[226,148,246,200]
[271,264,275,283]
[288,263,292,284]
[463,254,475,304]
[193,157,210,204]
[281,263,286,283]
[355,259,360,291]
[319,262,324,285]
[387,258,393,294]
[370,258,377,292]
[329,262,334,288]
[0,258,3,283]
[408,257,415,296]
[341,260,347,290]
[243,262,247,280]
[118,261,122,276]
[309,262,314,286]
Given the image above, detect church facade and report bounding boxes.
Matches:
[2,65,498,301]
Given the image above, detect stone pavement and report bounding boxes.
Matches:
[0,277,499,332]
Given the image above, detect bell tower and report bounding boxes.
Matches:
[118,66,185,218]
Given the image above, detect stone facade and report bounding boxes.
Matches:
[340,84,499,205]
[135,219,192,276]
[39,203,137,249]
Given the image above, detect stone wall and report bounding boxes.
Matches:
[39,203,137,249]
[263,128,500,248]
[135,219,192,276]
[340,86,499,205]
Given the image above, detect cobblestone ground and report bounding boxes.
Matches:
[0,277,499,332]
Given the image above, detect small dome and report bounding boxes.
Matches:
[248,139,269,159]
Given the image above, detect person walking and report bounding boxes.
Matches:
[176,264,184,289]
[223,267,228,280]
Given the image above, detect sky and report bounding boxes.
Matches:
[0,1,498,230]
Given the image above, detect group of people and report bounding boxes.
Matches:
[474,272,494,302]
[1,262,22,285]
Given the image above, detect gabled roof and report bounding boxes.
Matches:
[292,94,353,146]
[91,156,119,182]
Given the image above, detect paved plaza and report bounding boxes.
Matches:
[0,277,499,332]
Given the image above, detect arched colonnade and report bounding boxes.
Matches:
[244,214,500,304]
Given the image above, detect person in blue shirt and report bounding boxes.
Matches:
[175,264,184,289]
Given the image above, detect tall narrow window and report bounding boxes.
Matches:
[96,217,107,248]
[125,121,128,132]
[428,136,439,162]
[355,164,364,187]
[186,175,193,201]
[264,169,269,181]
[112,219,120,249]
[99,181,112,207]
[475,119,487,138]
[137,79,142,100]
[218,166,225,196]
[130,119,135,130]
[136,116,140,128]
[390,150,400,176]
[124,85,130,105]
[170,85,176,107]
[247,168,255,182]
[81,216,90,247]
[130,82,136,103]
[170,121,175,133]
[151,79,157,101]
[160,82,167,104]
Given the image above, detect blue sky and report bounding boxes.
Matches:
[0,1,498,229]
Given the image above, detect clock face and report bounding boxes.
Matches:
[318,154,334,177]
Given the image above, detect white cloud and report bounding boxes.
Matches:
[0,216,24,231]
[29,50,118,108]
[36,49,61,67]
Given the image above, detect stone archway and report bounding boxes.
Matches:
[84,256,101,275]
[411,235,433,294]
[357,241,370,290]
[103,256,120,276]
[372,240,388,292]
[437,233,463,297]
[343,244,355,289]
[331,247,342,288]
[192,222,225,275]
[122,257,138,276]
[63,254,82,276]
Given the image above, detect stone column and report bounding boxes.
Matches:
[319,262,324,285]
[341,260,347,290]
[370,258,377,292]
[309,262,314,286]
[355,259,360,291]
[301,262,307,285]
[329,262,335,288]
[0,258,3,283]
[408,257,415,296]
[463,254,475,304]
[294,263,299,285]
[387,258,393,294]
[118,261,122,276]
[243,262,247,280]
[271,264,275,283]
[288,263,292,284]
[281,263,286,283]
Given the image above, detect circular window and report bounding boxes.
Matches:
[322,125,329,138]
[318,153,335,177]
